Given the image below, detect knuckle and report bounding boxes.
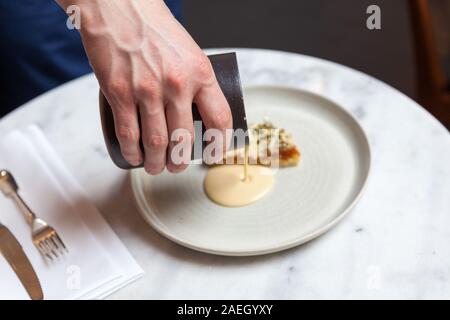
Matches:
[107,80,130,100]
[135,80,158,98]
[166,68,188,92]
[143,134,169,150]
[211,109,232,130]
[116,125,140,143]
[196,56,214,82]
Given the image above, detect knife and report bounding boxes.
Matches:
[0,223,43,300]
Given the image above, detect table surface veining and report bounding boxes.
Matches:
[1,48,449,299]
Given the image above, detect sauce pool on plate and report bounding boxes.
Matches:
[204,146,274,207]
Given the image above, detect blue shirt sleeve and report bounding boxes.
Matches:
[0,0,182,116]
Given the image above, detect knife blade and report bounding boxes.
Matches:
[0,223,43,300]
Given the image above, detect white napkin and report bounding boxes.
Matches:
[0,126,143,300]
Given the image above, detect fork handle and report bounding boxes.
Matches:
[0,169,18,196]
[12,193,37,225]
[0,170,36,225]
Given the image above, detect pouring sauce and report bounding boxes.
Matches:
[204,146,273,207]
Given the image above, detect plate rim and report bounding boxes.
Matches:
[131,84,372,256]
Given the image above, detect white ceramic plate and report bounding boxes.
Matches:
[131,86,371,256]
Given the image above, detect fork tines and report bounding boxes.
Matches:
[36,231,67,260]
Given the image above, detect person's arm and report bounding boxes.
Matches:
[55,0,232,174]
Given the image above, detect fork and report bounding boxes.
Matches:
[0,169,67,260]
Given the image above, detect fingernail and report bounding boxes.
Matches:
[128,159,141,166]
[144,165,164,175]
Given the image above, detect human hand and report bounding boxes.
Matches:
[57,0,232,174]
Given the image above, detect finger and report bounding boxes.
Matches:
[194,81,233,157]
[195,81,233,131]
[139,99,169,175]
[109,99,143,166]
[165,97,194,173]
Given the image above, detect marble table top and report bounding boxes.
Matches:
[1,48,449,299]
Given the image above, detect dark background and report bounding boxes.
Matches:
[184,0,417,99]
